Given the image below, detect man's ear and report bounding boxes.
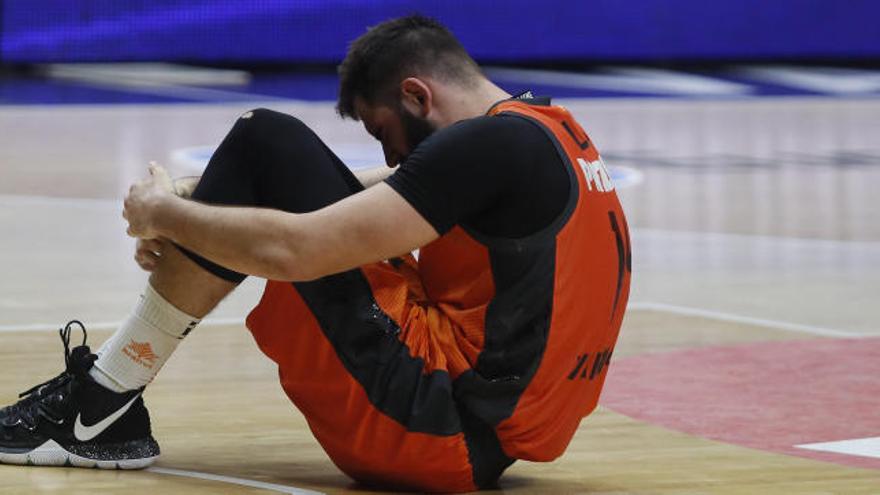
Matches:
[400,77,432,117]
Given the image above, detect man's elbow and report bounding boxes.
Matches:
[278,265,323,282]
[272,252,325,282]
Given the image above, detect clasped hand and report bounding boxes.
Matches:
[124,162,175,271]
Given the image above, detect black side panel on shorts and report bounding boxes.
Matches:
[297,271,515,486]
[293,271,462,436]
[457,399,516,488]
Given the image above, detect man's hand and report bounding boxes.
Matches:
[120,159,438,281]
[134,238,166,272]
[123,162,176,240]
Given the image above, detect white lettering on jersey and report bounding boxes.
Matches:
[577,157,615,192]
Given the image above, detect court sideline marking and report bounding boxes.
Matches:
[147,466,325,495]
[0,317,246,333]
[796,437,880,460]
[3,193,875,250]
[0,302,865,338]
[628,302,863,338]
[43,63,292,103]
[2,194,872,338]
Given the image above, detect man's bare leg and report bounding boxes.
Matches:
[148,242,238,318]
[88,242,238,393]
[0,108,364,469]
[0,245,221,468]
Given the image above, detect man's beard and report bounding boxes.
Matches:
[399,107,436,160]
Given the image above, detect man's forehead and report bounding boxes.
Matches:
[354,98,394,127]
[353,97,378,122]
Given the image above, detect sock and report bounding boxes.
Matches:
[89,283,201,392]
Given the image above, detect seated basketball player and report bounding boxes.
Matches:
[0,15,630,492]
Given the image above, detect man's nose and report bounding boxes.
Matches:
[382,145,399,167]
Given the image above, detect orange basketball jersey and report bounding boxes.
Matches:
[416,99,633,461]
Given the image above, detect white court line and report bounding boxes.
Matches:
[0,317,245,333]
[45,63,252,87]
[3,193,875,247]
[1,191,872,338]
[43,63,290,104]
[2,303,863,339]
[630,301,863,338]
[635,227,880,249]
[796,437,880,459]
[735,66,880,95]
[147,466,324,495]
[68,78,290,104]
[0,193,118,207]
[485,66,752,96]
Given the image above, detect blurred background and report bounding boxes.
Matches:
[1,0,879,104]
[3,0,880,62]
[1,2,879,492]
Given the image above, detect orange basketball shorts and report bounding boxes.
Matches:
[245,257,513,493]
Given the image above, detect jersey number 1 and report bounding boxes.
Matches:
[609,211,631,321]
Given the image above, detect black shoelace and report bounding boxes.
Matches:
[3,321,91,430]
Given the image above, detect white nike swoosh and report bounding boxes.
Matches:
[73,394,142,442]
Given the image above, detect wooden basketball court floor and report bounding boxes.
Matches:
[1,96,878,494]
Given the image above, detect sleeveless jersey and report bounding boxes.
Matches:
[418,99,632,460]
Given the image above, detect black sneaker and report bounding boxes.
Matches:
[0,321,160,469]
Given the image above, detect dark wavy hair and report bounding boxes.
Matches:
[336,15,480,120]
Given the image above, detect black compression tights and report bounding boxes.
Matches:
[177,108,364,283]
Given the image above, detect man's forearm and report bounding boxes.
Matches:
[125,165,434,284]
[353,166,396,188]
[156,167,394,277]
[172,176,201,198]
[154,196,307,281]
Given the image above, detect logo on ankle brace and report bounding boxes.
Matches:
[122,340,159,369]
[182,320,199,338]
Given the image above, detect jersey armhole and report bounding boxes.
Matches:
[461,112,580,250]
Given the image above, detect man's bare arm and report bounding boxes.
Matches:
[124,165,437,281]
[172,166,390,197]
[133,173,200,271]
[353,166,396,188]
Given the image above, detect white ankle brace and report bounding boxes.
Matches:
[90,283,200,392]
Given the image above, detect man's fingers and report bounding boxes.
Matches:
[138,238,164,255]
[135,251,157,272]
[148,161,169,178]
[136,248,160,262]
[134,238,163,272]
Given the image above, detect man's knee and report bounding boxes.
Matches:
[212,108,318,182]
[230,108,314,146]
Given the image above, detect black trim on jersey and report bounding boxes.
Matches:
[456,110,583,427]
[609,211,626,321]
[485,93,551,116]
[462,111,580,248]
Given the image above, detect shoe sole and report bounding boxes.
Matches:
[0,439,158,469]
